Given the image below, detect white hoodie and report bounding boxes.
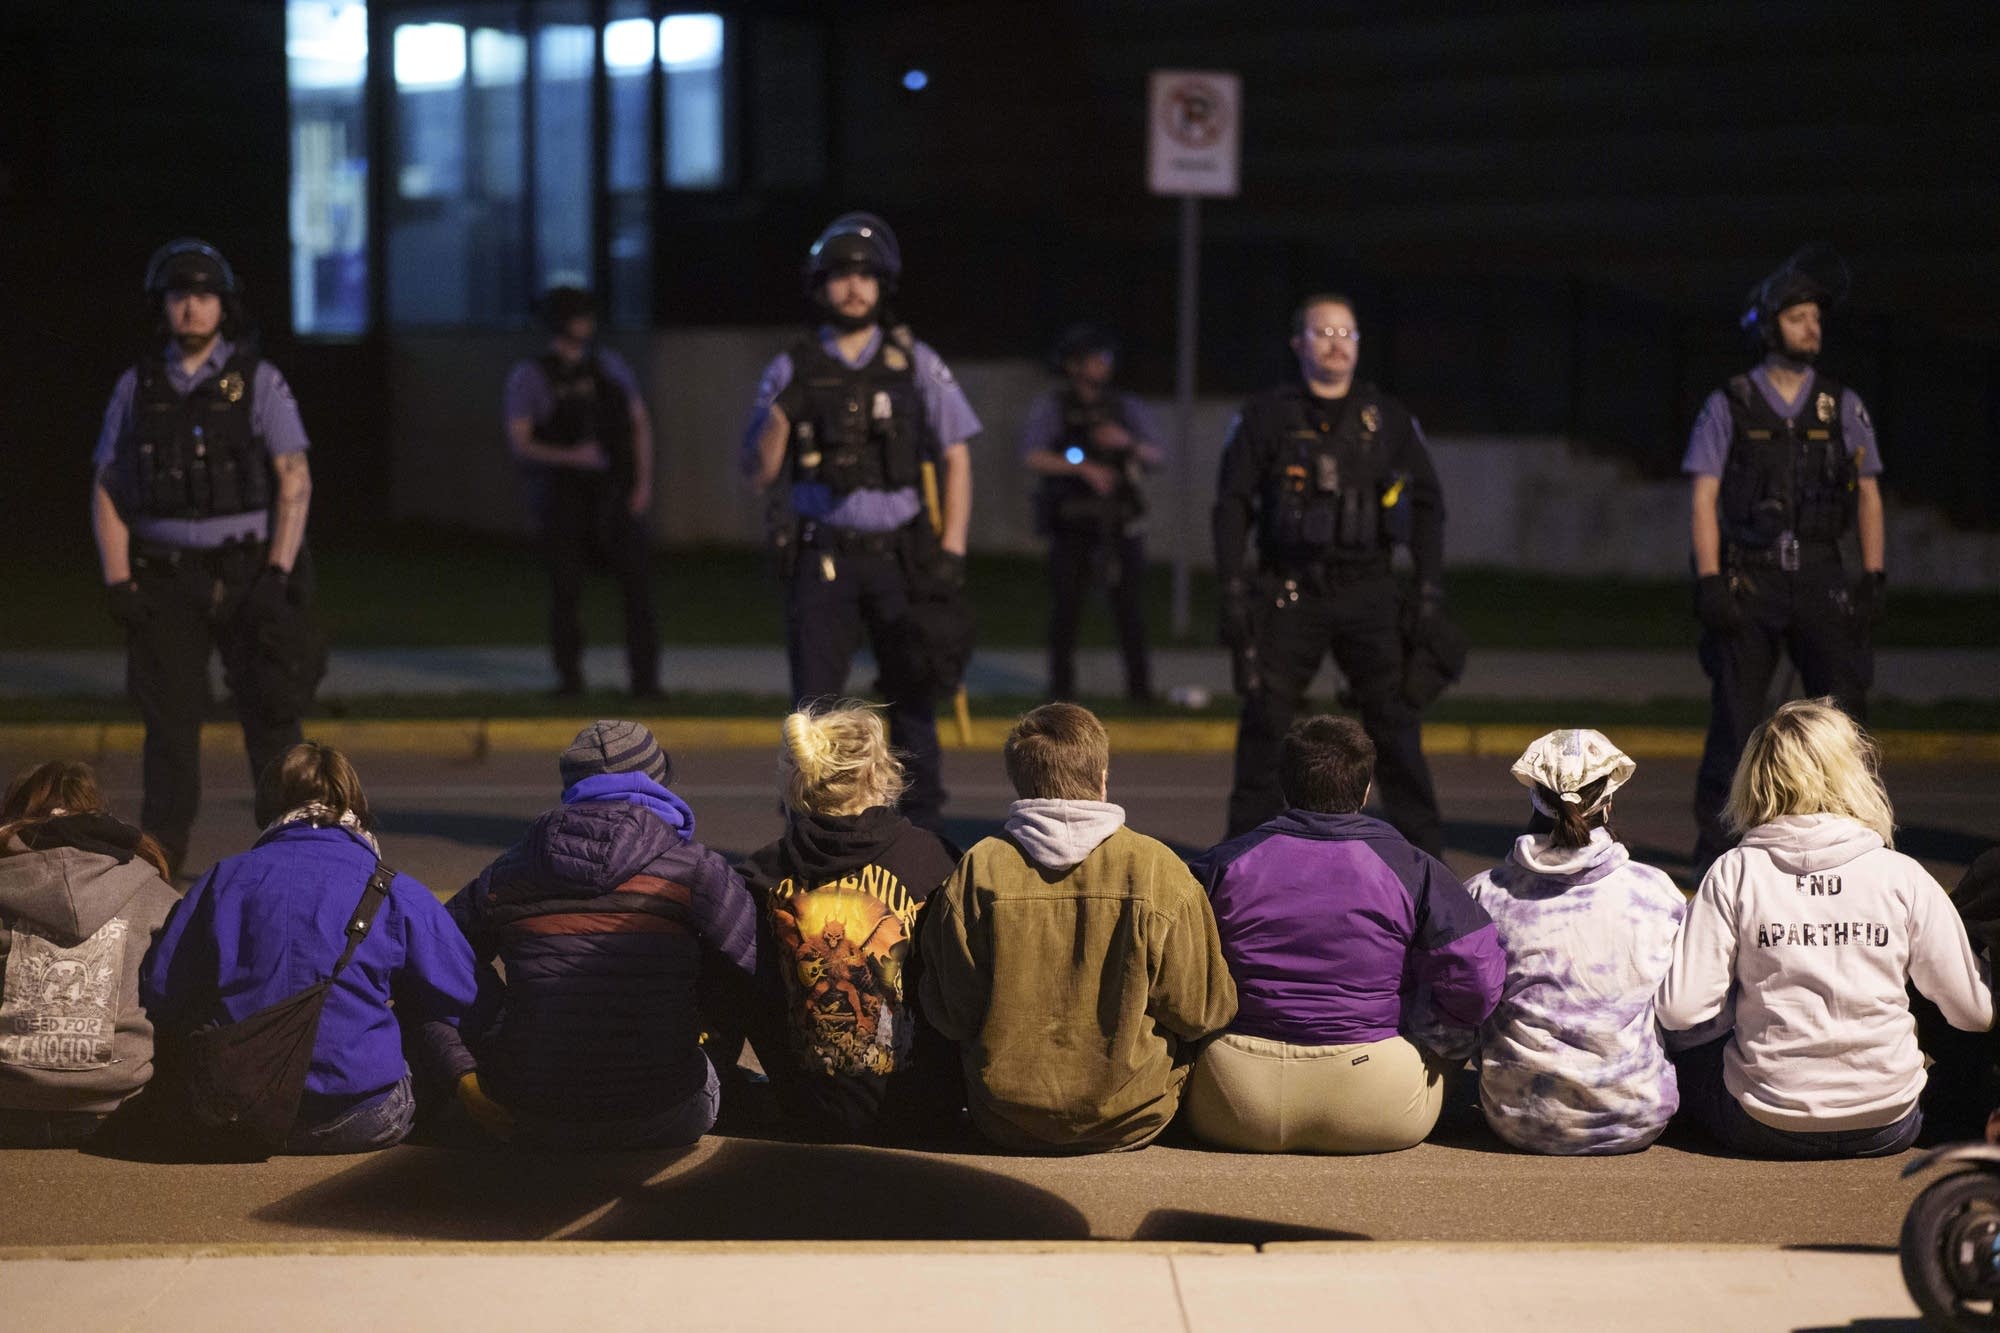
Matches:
[1656,813,1992,1132]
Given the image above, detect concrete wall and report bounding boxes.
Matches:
[389,330,2000,589]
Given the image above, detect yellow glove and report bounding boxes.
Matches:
[455,1071,516,1142]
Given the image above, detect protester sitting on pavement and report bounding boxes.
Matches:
[1910,845,2000,1142]
[919,703,1237,1153]
[1463,730,1686,1155]
[141,743,477,1154]
[731,701,962,1140]
[421,721,756,1149]
[0,761,181,1148]
[1657,699,1993,1159]
[1184,715,1505,1154]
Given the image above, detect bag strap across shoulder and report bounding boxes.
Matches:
[329,861,397,982]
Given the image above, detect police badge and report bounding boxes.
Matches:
[1815,392,1835,424]
[217,370,246,403]
[1360,404,1382,434]
[882,345,910,372]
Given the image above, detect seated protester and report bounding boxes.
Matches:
[734,702,961,1140]
[428,721,756,1149]
[1464,730,1686,1155]
[1657,699,1993,1159]
[1185,716,1504,1154]
[919,703,1236,1153]
[1918,846,2000,1141]
[0,761,181,1148]
[141,743,476,1155]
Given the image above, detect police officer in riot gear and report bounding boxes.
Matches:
[503,285,660,697]
[91,239,321,875]
[1687,247,1885,874]
[1021,324,1165,702]
[1215,293,1448,852]
[741,213,981,829]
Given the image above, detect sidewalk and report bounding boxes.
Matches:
[0,1243,1923,1331]
[3,644,1996,701]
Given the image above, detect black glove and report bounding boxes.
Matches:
[105,579,146,629]
[1851,570,1887,626]
[1219,577,1255,651]
[243,565,292,624]
[931,551,967,594]
[1694,574,1742,633]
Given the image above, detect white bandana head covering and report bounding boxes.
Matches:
[1509,729,1635,819]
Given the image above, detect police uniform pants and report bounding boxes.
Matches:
[532,469,659,692]
[1693,559,1869,870]
[1226,570,1441,854]
[786,545,946,829]
[1047,526,1151,700]
[126,544,314,872]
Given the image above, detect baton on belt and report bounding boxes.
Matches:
[920,459,974,747]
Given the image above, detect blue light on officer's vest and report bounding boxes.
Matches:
[902,69,929,92]
[1064,446,1086,465]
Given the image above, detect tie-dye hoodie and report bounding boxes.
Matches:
[1466,828,1685,1155]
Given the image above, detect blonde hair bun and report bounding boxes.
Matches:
[779,701,907,817]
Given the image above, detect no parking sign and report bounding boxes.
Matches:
[1147,70,1241,197]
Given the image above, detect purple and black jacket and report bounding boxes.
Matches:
[1189,810,1504,1046]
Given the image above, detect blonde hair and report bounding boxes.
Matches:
[1725,698,1895,846]
[1003,703,1109,801]
[780,700,907,816]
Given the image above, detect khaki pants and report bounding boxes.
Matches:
[1184,1031,1444,1154]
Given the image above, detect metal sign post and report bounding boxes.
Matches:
[1147,69,1240,640]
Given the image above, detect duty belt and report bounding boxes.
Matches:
[800,521,903,558]
[1726,535,1840,572]
[1263,555,1391,585]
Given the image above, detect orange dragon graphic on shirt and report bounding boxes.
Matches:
[766,865,919,1077]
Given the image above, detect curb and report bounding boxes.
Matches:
[7,718,2000,762]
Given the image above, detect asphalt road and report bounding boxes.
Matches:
[0,742,1992,1249]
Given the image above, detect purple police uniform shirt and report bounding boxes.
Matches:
[742,326,982,532]
[1681,364,1882,479]
[502,345,646,428]
[1017,387,1168,463]
[94,340,311,549]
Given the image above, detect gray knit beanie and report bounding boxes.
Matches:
[560,720,670,788]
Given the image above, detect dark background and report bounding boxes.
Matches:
[5,0,1998,573]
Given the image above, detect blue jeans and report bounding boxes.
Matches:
[285,1075,415,1155]
[1673,1035,1922,1159]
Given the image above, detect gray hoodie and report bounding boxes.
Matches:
[1003,799,1127,873]
[0,829,181,1113]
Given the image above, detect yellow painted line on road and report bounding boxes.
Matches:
[0,1240,1251,1260]
[6,718,1998,762]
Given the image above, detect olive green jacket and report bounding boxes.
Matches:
[919,824,1237,1153]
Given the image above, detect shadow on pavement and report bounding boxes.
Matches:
[1130,1209,1368,1244]
[252,1139,1091,1241]
[1789,1321,1925,1332]
[1902,823,1993,868]
[373,808,532,851]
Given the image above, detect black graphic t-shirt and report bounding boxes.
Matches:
[737,807,959,1126]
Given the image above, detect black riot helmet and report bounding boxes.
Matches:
[1049,322,1121,374]
[1740,244,1850,353]
[539,284,598,333]
[803,212,902,296]
[144,238,239,298]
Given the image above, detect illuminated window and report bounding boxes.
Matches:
[606,6,653,325]
[535,13,594,292]
[661,13,727,189]
[286,0,369,334]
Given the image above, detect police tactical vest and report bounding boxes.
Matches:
[1249,383,1412,564]
[537,352,634,484]
[1038,387,1145,532]
[122,352,271,522]
[782,336,931,495]
[1718,372,1856,549]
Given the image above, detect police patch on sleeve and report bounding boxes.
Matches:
[1855,400,1873,432]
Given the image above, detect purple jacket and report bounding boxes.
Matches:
[1189,810,1505,1046]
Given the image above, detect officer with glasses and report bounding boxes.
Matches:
[1213,293,1448,852]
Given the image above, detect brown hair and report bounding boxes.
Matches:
[1003,703,1110,801]
[1529,776,1615,850]
[254,742,374,830]
[1280,716,1375,814]
[0,759,172,878]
